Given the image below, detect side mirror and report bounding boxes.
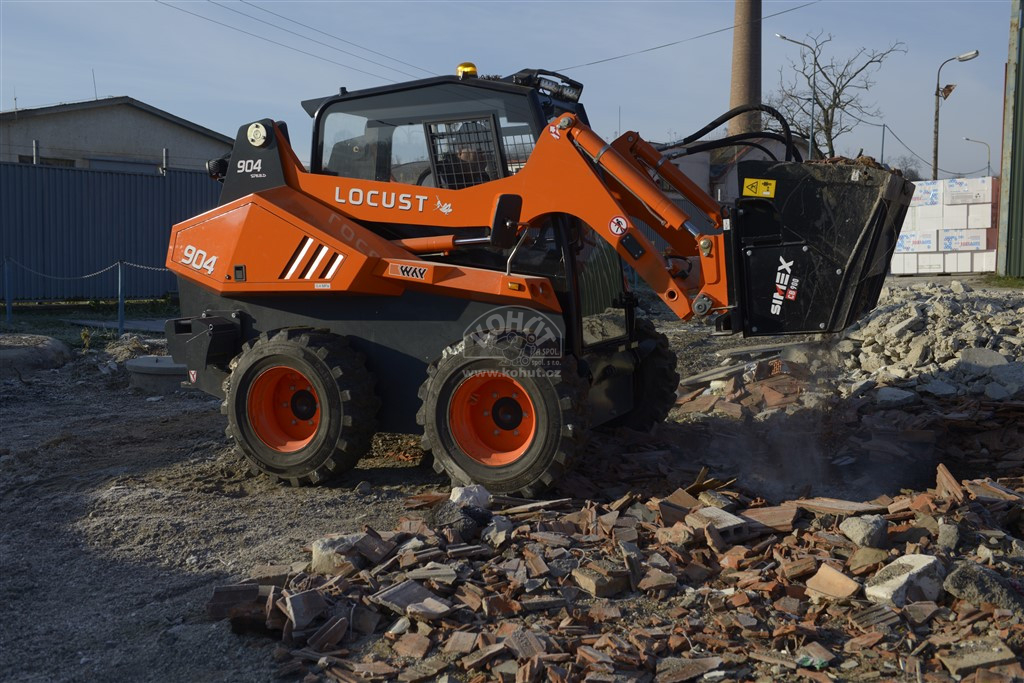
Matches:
[489,194,523,249]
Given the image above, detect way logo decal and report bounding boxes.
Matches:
[388,263,430,281]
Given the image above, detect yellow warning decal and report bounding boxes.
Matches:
[742,178,777,198]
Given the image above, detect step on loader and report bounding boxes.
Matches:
[166,64,914,496]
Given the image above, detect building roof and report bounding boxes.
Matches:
[0,96,232,144]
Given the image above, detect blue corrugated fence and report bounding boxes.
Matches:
[0,162,221,301]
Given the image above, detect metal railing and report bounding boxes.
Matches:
[2,257,171,336]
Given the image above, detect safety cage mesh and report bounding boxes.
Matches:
[427,118,501,190]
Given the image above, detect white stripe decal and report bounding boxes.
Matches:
[304,245,328,279]
[284,237,313,279]
[324,253,345,279]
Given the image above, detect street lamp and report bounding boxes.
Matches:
[777,33,817,160]
[932,50,979,180]
[963,137,991,177]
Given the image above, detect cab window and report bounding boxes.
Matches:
[316,83,541,186]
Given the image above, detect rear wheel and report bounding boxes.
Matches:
[416,340,588,497]
[223,329,378,486]
[607,317,680,431]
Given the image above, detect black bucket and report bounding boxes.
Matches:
[728,160,914,336]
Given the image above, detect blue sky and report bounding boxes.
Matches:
[0,1,1013,177]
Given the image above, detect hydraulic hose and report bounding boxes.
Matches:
[658,104,798,162]
[666,132,803,163]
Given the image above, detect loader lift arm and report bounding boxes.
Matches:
[559,115,729,319]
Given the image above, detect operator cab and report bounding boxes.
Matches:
[304,66,587,189]
[302,67,630,354]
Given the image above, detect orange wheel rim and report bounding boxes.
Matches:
[248,366,320,453]
[449,373,536,466]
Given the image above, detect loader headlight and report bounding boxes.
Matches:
[538,77,581,102]
[206,155,229,181]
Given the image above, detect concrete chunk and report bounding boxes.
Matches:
[874,387,920,408]
[654,523,696,547]
[989,361,1024,395]
[943,561,1024,617]
[938,637,1017,677]
[449,484,491,508]
[839,515,888,548]
[919,380,958,397]
[958,347,1008,375]
[865,554,945,607]
[310,535,362,576]
[685,507,748,543]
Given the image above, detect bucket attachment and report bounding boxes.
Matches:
[728,160,914,336]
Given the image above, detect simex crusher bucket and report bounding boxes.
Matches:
[727,160,915,337]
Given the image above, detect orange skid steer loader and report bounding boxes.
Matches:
[166,65,913,496]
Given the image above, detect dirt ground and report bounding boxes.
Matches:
[0,318,762,683]
[0,350,445,682]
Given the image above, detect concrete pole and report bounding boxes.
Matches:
[932,58,955,180]
[728,0,762,136]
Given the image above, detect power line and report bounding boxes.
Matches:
[557,1,820,71]
[885,127,986,177]
[239,0,436,77]
[844,112,987,177]
[208,0,423,80]
[153,0,396,83]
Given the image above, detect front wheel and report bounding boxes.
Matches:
[223,329,378,486]
[416,341,588,497]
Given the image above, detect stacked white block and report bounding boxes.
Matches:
[893,177,996,274]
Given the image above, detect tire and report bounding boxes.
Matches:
[607,317,680,431]
[222,328,378,486]
[416,340,588,497]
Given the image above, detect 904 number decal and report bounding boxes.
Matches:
[236,159,262,173]
[181,244,218,275]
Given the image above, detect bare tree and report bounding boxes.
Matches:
[767,33,906,158]
[890,154,923,181]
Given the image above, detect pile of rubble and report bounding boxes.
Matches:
[675,281,1024,411]
[673,282,1024,496]
[209,468,1023,682]
[841,281,1023,400]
